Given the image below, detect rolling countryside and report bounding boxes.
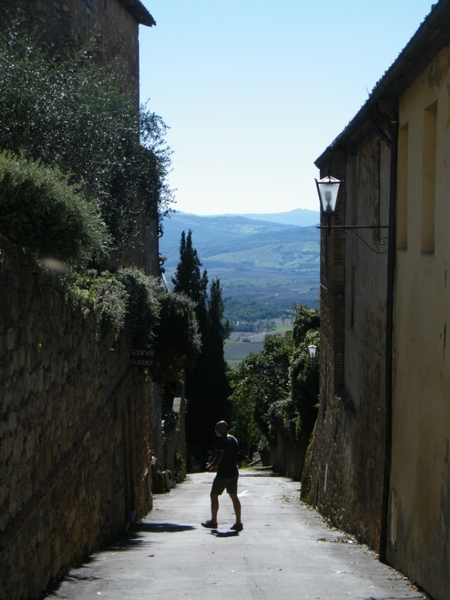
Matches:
[160,210,321,364]
[159,209,321,312]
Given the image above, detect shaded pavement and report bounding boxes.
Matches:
[46,471,429,600]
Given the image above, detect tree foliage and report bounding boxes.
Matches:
[229,333,293,463]
[172,230,208,303]
[115,268,161,337]
[0,26,173,256]
[228,304,320,468]
[224,298,287,330]
[151,291,201,385]
[292,305,320,344]
[172,230,231,467]
[0,23,201,401]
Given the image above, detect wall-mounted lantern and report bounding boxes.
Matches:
[315,175,341,215]
[308,344,318,360]
[314,174,389,252]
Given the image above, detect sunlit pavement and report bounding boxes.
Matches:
[46,471,429,600]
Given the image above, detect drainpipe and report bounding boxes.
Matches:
[379,115,398,563]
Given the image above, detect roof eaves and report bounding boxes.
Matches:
[118,0,156,27]
[315,0,450,167]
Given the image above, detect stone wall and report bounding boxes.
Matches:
[302,139,388,550]
[0,235,157,599]
[162,396,187,483]
[270,427,304,480]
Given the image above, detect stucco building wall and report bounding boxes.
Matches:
[389,44,450,599]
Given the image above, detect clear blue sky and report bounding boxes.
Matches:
[139,1,433,215]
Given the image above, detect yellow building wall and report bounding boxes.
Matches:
[391,45,450,600]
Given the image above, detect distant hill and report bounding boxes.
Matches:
[159,211,320,310]
[235,208,319,228]
[159,211,319,263]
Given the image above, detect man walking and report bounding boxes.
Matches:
[201,421,243,531]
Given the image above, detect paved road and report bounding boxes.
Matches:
[46,471,429,600]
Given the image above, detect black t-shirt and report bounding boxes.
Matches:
[216,434,239,478]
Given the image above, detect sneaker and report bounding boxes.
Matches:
[201,520,218,529]
[230,523,243,531]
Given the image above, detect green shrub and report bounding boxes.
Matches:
[151,291,201,384]
[61,267,200,382]
[63,268,160,339]
[0,151,107,264]
[63,269,128,333]
[173,452,186,480]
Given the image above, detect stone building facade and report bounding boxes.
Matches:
[1,0,155,100]
[302,135,389,549]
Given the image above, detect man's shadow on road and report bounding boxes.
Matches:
[210,529,239,538]
[133,523,240,537]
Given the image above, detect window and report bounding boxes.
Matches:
[372,140,381,245]
[421,102,437,254]
[397,124,409,250]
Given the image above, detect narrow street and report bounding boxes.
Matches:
[46,472,429,600]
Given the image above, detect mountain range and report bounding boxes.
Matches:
[159,209,321,309]
[230,208,320,228]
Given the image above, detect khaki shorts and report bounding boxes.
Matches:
[211,475,238,495]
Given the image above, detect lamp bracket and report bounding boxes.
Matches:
[317,225,389,254]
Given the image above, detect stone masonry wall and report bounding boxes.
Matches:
[2,0,140,99]
[0,235,155,599]
[302,139,388,550]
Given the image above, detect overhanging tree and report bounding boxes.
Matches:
[0,26,173,259]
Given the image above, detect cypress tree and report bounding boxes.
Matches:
[172,230,207,303]
[204,278,231,423]
[172,231,231,468]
